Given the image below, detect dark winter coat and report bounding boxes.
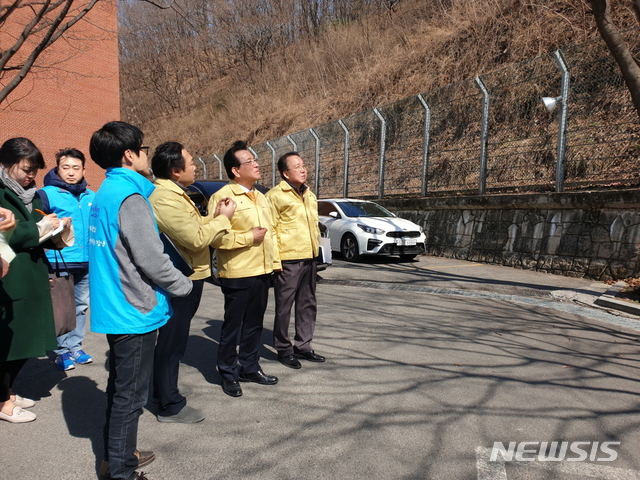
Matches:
[0,179,57,362]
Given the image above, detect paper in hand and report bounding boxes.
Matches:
[38,222,65,244]
[0,232,15,262]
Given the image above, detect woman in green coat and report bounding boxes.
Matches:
[0,138,70,423]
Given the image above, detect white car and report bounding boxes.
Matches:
[318,198,426,262]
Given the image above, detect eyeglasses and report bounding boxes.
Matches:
[139,146,150,155]
[288,164,307,171]
[239,159,258,167]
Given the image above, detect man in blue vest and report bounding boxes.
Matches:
[89,121,193,480]
[38,148,95,371]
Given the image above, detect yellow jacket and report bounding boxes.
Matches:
[150,178,231,281]
[266,180,320,261]
[209,181,281,278]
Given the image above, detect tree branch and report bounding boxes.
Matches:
[0,0,24,27]
[633,0,640,24]
[0,0,52,72]
[139,0,173,9]
[588,0,640,120]
[0,0,101,103]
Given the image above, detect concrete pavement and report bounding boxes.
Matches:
[4,255,640,480]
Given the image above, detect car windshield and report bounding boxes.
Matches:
[337,201,394,218]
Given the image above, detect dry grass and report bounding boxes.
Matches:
[124,0,639,156]
[609,277,640,304]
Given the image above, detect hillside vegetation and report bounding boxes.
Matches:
[119,0,638,155]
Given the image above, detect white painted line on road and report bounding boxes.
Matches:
[476,447,640,480]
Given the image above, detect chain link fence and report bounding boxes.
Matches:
[198,30,640,199]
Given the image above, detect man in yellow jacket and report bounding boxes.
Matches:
[208,141,281,398]
[149,141,236,422]
[266,152,325,370]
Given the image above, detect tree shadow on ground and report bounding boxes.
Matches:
[328,255,603,296]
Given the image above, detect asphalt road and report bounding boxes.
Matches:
[4,255,640,480]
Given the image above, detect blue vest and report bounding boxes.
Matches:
[89,168,171,334]
[39,186,95,265]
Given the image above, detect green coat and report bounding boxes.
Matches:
[0,179,57,362]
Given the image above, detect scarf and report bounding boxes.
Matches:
[0,165,37,212]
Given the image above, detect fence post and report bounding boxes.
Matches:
[338,119,350,198]
[417,94,431,196]
[475,76,490,196]
[373,108,387,199]
[287,134,297,151]
[266,141,276,188]
[213,154,223,180]
[197,157,207,180]
[309,128,321,197]
[553,49,570,193]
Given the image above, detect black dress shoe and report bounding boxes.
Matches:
[293,349,326,362]
[238,369,278,385]
[222,380,243,397]
[278,354,302,369]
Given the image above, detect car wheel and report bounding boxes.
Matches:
[400,254,417,261]
[341,233,360,262]
[209,248,221,286]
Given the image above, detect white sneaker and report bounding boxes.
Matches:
[0,406,36,423]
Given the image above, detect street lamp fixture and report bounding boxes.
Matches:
[542,96,563,113]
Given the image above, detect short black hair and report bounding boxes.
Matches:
[0,137,45,170]
[223,140,247,180]
[89,121,144,170]
[277,151,300,178]
[55,148,86,167]
[151,142,185,180]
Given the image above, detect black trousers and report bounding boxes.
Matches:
[0,359,28,402]
[217,274,270,383]
[153,279,204,416]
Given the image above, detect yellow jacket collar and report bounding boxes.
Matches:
[154,177,189,196]
[229,179,257,196]
[279,179,307,195]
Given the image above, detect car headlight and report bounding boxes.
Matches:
[357,223,384,234]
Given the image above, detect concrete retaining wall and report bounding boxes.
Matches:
[379,190,640,280]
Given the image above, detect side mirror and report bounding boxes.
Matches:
[329,211,340,219]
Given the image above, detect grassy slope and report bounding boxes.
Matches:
[128,0,637,155]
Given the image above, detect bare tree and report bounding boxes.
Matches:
[119,0,399,122]
[0,0,104,104]
[0,0,180,105]
[588,0,640,120]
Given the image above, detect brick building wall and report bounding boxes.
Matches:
[0,1,120,189]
